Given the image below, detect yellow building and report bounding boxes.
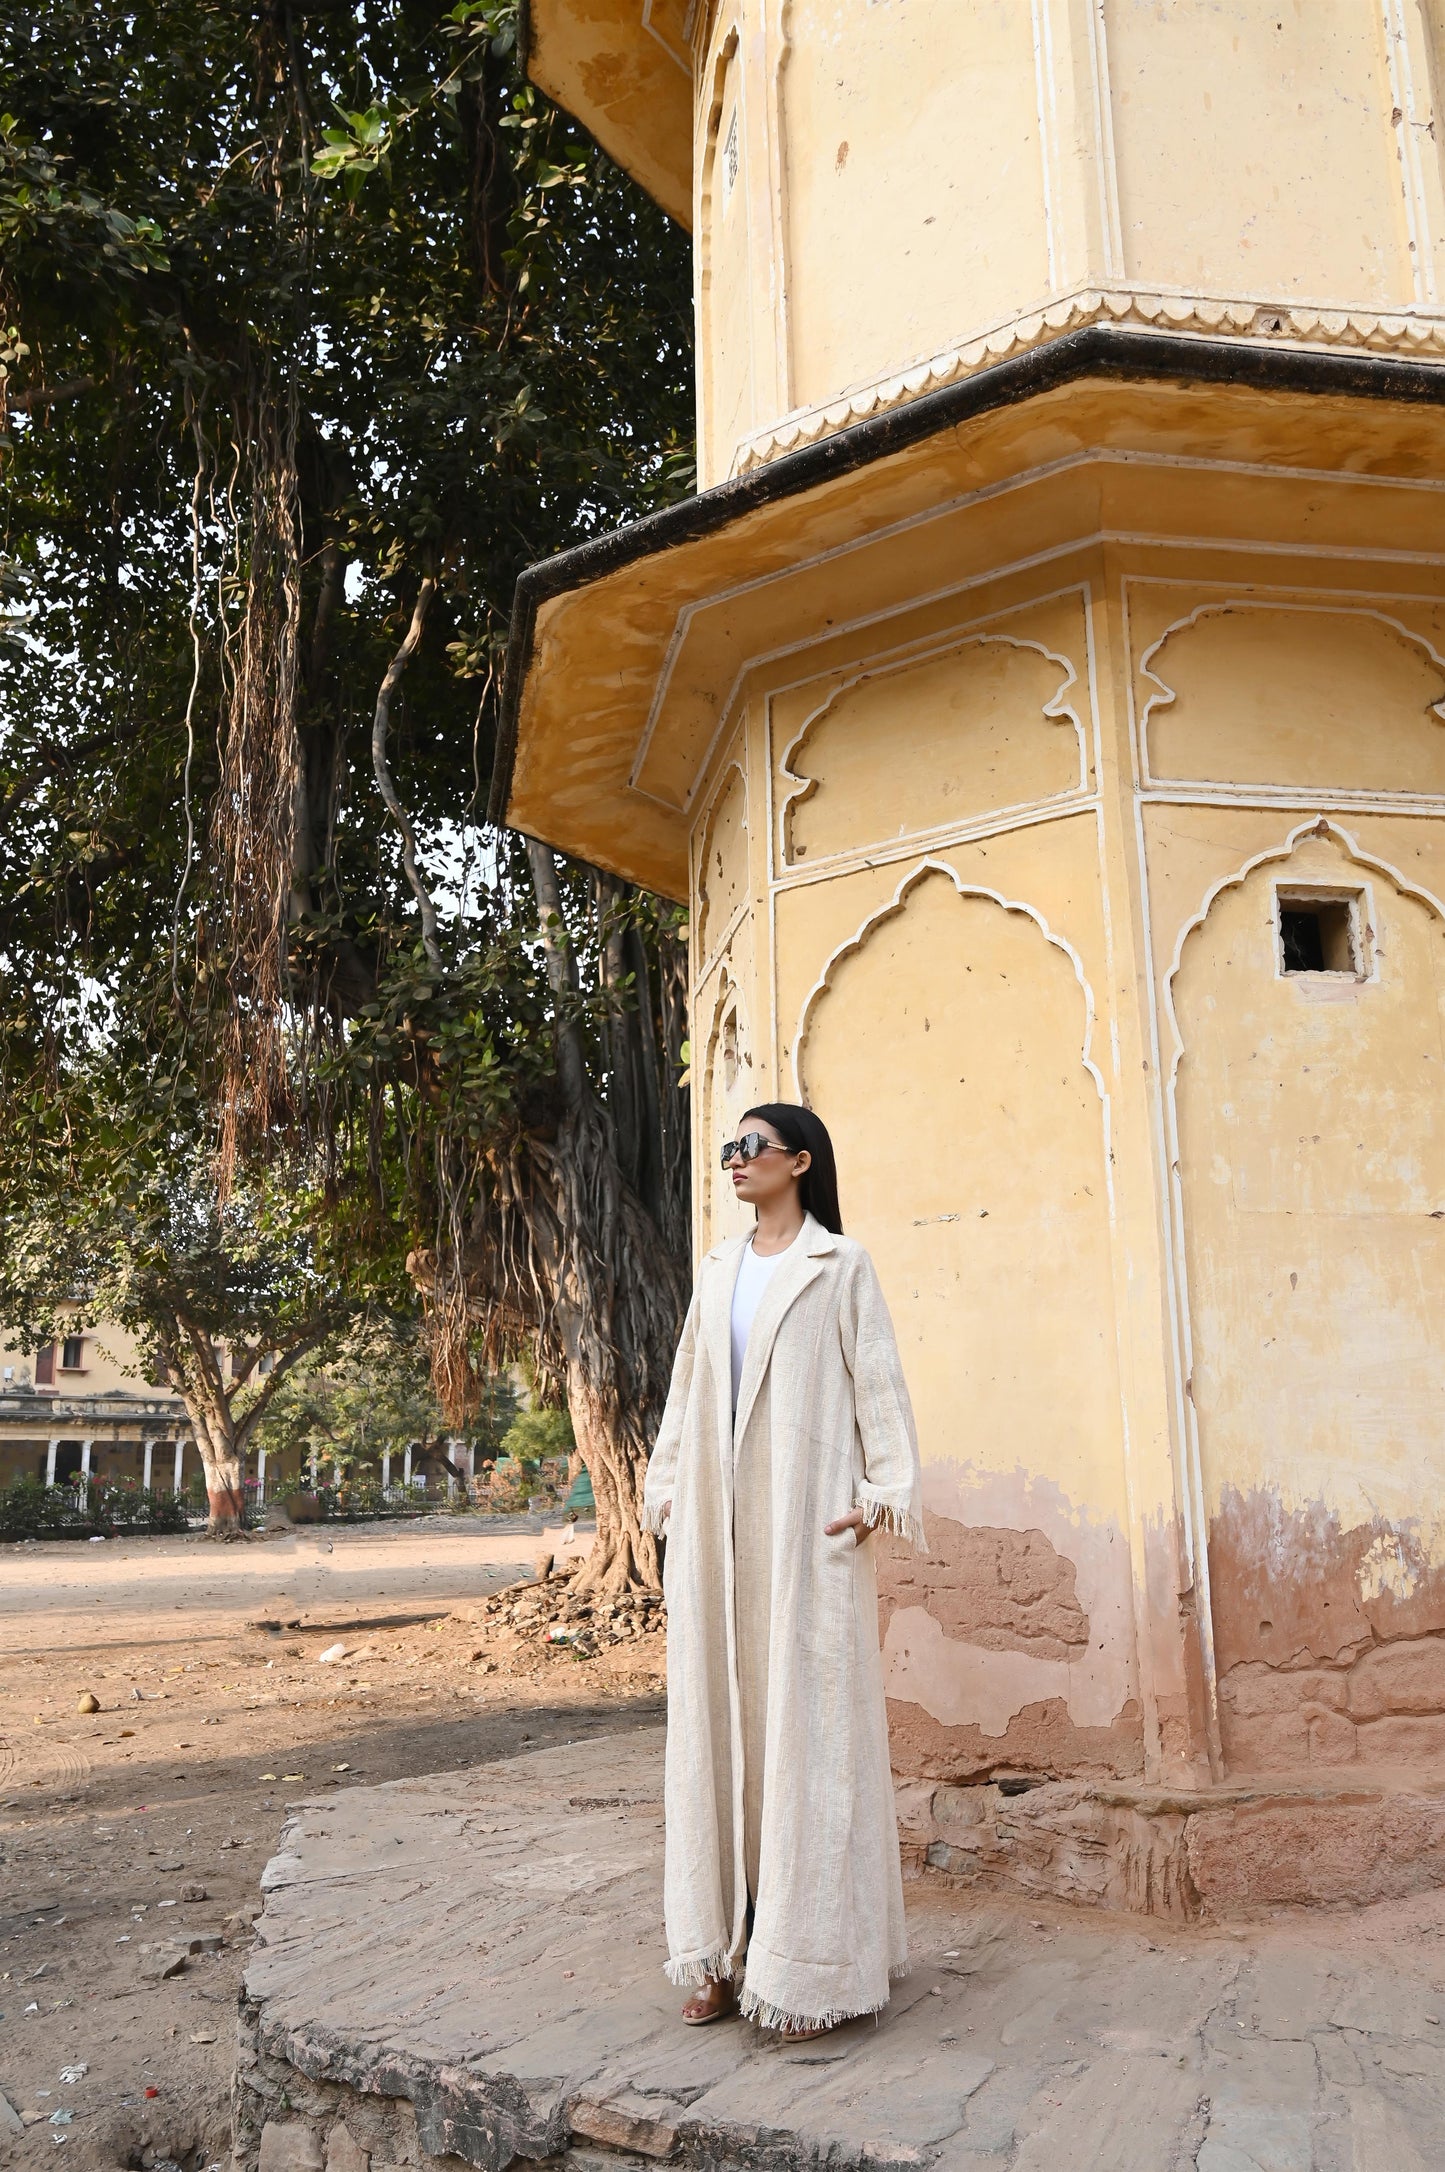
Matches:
[0,1322,194,1492]
[494,1,1445,1867]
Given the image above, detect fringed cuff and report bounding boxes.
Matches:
[641,1491,672,1536]
[855,1482,928,1554]
[740,1958,911,2034]
[663,1946,736,1989]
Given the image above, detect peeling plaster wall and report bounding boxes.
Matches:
[1171,820,1445,1774]
[677,499,1445,1799]
[765,602,1142,1786]
[878,1481,1142,1785]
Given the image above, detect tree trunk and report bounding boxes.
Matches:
[170,1381,246,1534]
[200,1450,247,1534]
[513,843,692,1593]
[524,1101,683,1595]
[564,1369,660,1595]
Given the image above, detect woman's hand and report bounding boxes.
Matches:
[823,1507,872,1544]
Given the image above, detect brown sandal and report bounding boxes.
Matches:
[681,1975,739,2026]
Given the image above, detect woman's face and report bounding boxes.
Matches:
[728,1117,811,1211]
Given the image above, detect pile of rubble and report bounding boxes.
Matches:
[470,1556,666,1661]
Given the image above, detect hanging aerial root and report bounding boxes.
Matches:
[211,377,304,1193]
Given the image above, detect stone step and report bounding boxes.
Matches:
[897,1761,1445,1919]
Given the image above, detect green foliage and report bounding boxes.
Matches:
[269,1476,428,1522]
[0,0,692,1074]
[255,1319,516,1476]
[0,3,693,1503]
[0,1063,406,1484]
[0,1476,189,1540]
[497,1404,575,1463]
[0,1089,383,1369]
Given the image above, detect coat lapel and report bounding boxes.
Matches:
[731,1216,835,1444]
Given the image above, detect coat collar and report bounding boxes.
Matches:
[704,1215,837,1266]
[701,1214,836,1443]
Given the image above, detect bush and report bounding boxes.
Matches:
[0,1476,189,1540]
[498,1407,575,1462]
[269,1474,428,1523]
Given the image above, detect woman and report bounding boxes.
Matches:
[643,1103,926,2040]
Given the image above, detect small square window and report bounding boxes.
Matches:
[60,1335,85,1371]
[1277,889,1367,978]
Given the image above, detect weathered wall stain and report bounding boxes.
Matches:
[1209,1485,1445,1675]
[876,1515,1089,1662]
[884,1690,1144,1787]
[1212,1484,1445,1771]
[1172,826,1445,1776]
[870,1466,1139,1780]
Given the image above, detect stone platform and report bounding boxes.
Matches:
[236,1732,1445,2172]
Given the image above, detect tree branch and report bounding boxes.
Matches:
[232,1318,340,1455]
[524,838,587,1113]
[6,377,96,414]
[372,576,443,972]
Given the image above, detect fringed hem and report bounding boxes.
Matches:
[641,1493,673,1537]
[855,1486,928,1554]
[663,1947,736,1990]
[739,1963,909,2036]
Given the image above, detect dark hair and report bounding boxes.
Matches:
[740,1103,843,1235]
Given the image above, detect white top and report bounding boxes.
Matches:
[730,1229,802,1411]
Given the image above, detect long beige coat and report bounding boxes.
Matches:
[642,1215,926,2033]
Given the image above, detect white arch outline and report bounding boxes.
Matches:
[699,949,751,1250]
[791,859,1110,1182]
[1138,599,1445,790]
[776,632,1087,870]
[694,755,749,973]
[1161,814,1445,1096]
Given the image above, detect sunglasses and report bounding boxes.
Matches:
[721,1132,794,1168]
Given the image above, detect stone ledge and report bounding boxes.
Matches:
[896,1764,1445,1920]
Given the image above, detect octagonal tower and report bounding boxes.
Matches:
[497,0,1445,1866]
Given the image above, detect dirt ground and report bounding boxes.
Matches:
[0,1515,666,2171]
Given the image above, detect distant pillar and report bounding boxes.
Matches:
[257,1446,267,1499]
[465,1441,476,1487]
[45,1438,58,1487]
[403,1443,413,1488]
[381,1450,391,1491]
[172,1438,184,1492]
[142,1438,155,1490]
[80,1439,92,1482]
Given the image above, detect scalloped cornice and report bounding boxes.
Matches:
[730,287,1445,477]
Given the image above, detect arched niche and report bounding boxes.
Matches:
[1141,604,1445,794]
[694,760,749,959]
[779,634,1084,868]
[699,957,755,1248]
[1169,823,1445,1771]
[795,864,1118,1510]
[697,19,753,486]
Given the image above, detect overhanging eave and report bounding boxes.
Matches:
[522,0,693,229]
[493,330,1445,902]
